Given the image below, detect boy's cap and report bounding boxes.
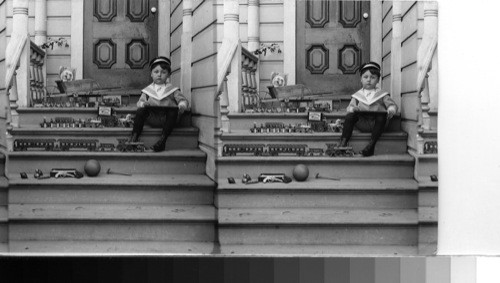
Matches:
[149,56,171,68]
[360,62,381,73]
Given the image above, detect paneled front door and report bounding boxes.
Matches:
[83,0,158,89]
[296,0,370,95]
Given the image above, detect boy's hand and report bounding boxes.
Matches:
[387,107,396,119]
[139,101,150,108]
[178,103,187,114]
[347,106,359,113]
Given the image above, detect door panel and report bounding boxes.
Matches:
[84,0,158,89]
[297,0,370,95]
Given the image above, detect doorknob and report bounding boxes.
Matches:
[151,7,157,14]
[363,12,369,19]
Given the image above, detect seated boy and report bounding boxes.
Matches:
[339,62,397,156]
[129,56,189,152]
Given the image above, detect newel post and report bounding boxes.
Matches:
[12,0,30,107]
[224,0,242,113]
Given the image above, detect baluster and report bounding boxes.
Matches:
[241,57,250,110]
[30,49,36,105]
[220,76,230,133]
[250,62,258,108]
[247,60,255,107]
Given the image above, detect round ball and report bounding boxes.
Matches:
[84,159,101,177]
[292,164,309,182]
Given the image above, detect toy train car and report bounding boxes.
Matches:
[58,139,99,151]
[222,144,265,156]
[13,139,56,151]
[13,138,135,152]
[268,144,308,156]
[222,143,355,157]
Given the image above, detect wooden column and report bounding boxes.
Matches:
[71,0,84,79]
[224,0,241,113]
[247,0,259,94]
[283,0,296,85]
[34,0,47,100]
[12,0,30,107]
[247,0,259,52]
[158,0,171,57]
[390,2,402,111]
[34,0,47,45]
[370,1,382,69]
[181,0,193,103]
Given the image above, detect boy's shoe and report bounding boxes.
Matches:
[360,140,376,157]
[152,136,168,152]
[129,133,139,142]
[339,138,348,147]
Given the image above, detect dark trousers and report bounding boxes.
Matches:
[341,112,387,142]
[132,107,178,138]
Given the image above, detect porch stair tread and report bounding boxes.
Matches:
[9,240,216,254]
[220,244,417,256]
[221,130,407,140]
[0,176,7,188]
[11,126,198,135]
[0,206,7,223]
[9,173,214,188]
[219,208,417,225]
[418,207,438,223]
[9,204,216,221]
[218,154,413,163]
[9,149,205,158]
[218,178,418,191]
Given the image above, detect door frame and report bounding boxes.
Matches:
[71,0,169,80]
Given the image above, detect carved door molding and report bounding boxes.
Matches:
[297,0,370,95]
[84,0,158,88]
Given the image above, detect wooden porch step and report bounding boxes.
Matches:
[228,112,401,132]
[9,240,216,254]
[217,178,418,209]
[9,204,216,222]
[220,244,417,256]
[17,107,192,127]
[8,149,207,175]
[409,151,438,179]
[221,130,408,154]
[217,154,415,179]
[9,174,215,205]
[219,208,417,225]
[11,126,199,149]
[219,225,417,246]
[9,222,215,245]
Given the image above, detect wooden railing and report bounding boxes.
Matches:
[29,41,46,105]
[4,34,29,151]
[416,2,438,154]
[241,47,259,111]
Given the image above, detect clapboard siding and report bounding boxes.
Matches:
[382,1,392,18]
[191,87,217,117]
[401,3,418,43]
[192,55,217,91]
[401,33,418,71]
[192,115,216,154]
[401,92,419,121]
